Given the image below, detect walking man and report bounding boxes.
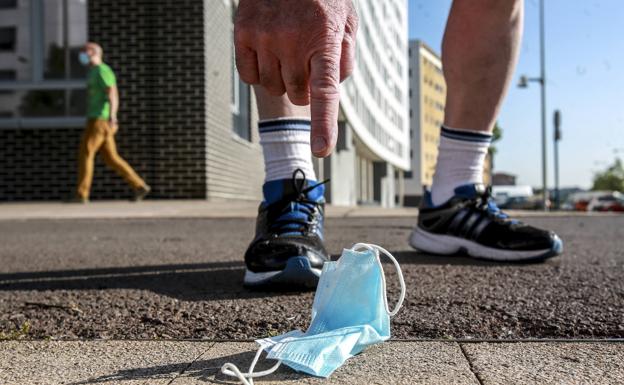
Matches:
[235,0,562,288]
[75,42,150,202]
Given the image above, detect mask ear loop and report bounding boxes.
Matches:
[221,345,281,385]
[223,243,405,385]
[350,243,406,317]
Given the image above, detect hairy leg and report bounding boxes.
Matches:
[254,86,309,120]
[442,0,524,132]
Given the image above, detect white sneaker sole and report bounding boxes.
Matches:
[244,256,322,288]
[408,226,561,262]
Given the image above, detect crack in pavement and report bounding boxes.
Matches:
[459,342,485,385]
[167,342,216,385]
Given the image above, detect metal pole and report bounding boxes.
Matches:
[63,0,71,116]
[554,133,559,209]
[553,110,561,210]
[539,0,548,210]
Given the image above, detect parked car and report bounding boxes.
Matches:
[569,191,614,211]
[500,196,541,210]
[492,185,534,208]
[587,193,624,212]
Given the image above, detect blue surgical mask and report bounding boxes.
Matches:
[78,52,90,66]
[222,243,406,384]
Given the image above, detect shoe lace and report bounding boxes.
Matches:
[473,186,513,222]
[267,169,329,236]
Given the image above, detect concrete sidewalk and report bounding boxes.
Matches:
[1,340,622,384]
[0,200,418,220]
[0,200,607,220]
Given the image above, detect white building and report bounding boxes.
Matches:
[321,0,410,207]
[404,40,446,206]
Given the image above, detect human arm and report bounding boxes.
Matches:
[107,85,119,133]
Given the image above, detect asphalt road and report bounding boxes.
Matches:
[0,215,622,340]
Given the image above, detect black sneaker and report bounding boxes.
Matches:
[244,169,329,289]
[409,184,563,262]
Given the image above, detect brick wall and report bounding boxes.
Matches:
[0,0,264,201]
[88,0,208,199]
[0,128,79,201]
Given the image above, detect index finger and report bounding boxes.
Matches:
[309,49,341,158]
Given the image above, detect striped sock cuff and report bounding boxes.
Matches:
[440,126,493,143]
[258,118,311,134]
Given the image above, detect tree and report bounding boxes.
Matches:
[592,158,624,192]
[488,122,503,169]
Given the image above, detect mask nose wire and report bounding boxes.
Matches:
[221,345,281,385]
[350,243,406,317]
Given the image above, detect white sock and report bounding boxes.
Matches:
[430,126,492,206]
[259,118,317,182]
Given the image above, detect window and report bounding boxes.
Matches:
[0,27,16,51]
[336,120,348,152]
[230,3,251,141]
[0,0,88,128]
[0,69,15,80]
[0,0,18,8]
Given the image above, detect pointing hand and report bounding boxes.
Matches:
[234,0,358,157]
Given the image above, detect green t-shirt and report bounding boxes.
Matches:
[86,63,116,119]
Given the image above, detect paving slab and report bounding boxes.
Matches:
[0,340,477,385]
[0,340,210,385]
[461,342,624,385]
[173,341,479,384]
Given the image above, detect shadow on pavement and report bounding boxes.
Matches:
[0,252,553,302]
[0,262,290,301]
[69,349,299,384]
[389,250,557,266]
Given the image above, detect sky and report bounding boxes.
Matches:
[407,0,624,188]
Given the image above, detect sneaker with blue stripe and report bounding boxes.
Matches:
[244,169,329,289]
[409,184,563,262]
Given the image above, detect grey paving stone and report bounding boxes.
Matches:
[171,341,478,384]
[0,340,210,385]
[462,342,624,385]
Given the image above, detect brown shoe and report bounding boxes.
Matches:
[66,195,89,204]
[133,185,151,201]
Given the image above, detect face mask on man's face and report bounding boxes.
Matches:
[78,52,90,66]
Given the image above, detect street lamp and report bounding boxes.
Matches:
[553,110,561,210]
[518,0,548,211]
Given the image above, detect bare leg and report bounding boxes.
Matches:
[442,0,523,132]
[254,86,309,120]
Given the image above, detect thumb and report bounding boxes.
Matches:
[309,49,341,158]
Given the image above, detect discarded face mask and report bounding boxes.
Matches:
[221,243,406,384]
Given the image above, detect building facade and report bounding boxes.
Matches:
[329,0,410,207]
[0,0,408,206]
[492,172,517,186]
[404,40,445,206]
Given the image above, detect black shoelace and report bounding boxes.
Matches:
[471,186,517,223]
[267,169,329,235]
